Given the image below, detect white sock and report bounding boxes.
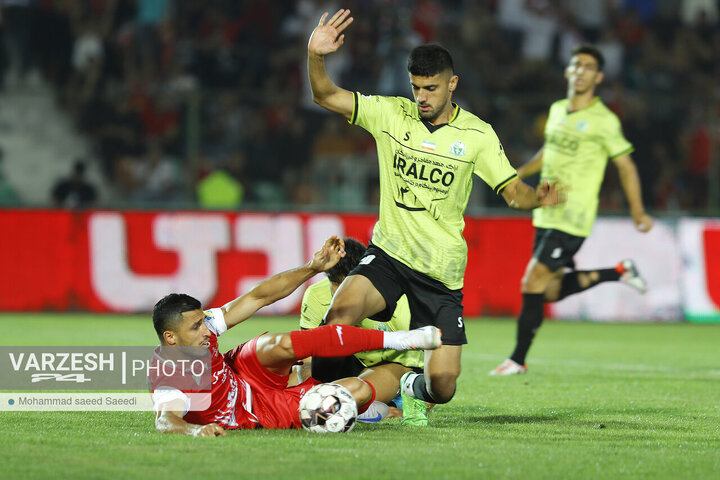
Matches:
[402,372,420,397]
[383,329,427,350]
[382,330,405,350]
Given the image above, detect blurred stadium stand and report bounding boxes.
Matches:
[0,0,717,213]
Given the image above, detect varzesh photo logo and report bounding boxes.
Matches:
[0,346,212,411]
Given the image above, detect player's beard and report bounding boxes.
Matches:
[418,97,448,122]
[418,105,435,121]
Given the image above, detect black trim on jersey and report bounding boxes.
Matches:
[399,103,419,122]
[419,103,459,133]
[351,92,359,124]
[609,146,634,160]
[446,124,486,134]
[445,107,486,134]
[401,104,486,135]
[381,131,472,164]
[393,102,487,136]
[422,119,446,133]
[395,201,426,211]
[494,173,518,194]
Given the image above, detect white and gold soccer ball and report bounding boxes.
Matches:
[298,383,357,433]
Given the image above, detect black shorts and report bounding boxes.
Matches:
[532,228,585,271]
[347,245,466,345]
[310,354,365,383]
[309,355,423,383]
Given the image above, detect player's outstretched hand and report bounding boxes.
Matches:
[536,180,567,207]
[632,212,653,233]
[193,423,226,437]
[308,9,354,56]
[310,236,346,273]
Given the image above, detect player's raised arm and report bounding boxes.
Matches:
[613,154,653,232]
[501,178,565,210]
[308,9,355,120]
[219,236,346,329]
[155,401,226,437]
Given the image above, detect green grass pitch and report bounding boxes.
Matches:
[0,313,718,480]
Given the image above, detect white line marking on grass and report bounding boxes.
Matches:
[471,354,720,376]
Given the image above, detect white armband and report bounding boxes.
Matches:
[203,308,227,336]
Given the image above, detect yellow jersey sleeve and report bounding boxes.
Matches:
[473,127,518,194]
[299,282,330,330]
[352,92,409,136]
[602,114,634,159]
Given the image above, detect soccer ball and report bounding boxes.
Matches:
[298,383,357,433]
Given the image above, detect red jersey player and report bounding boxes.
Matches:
[151,236,442,436]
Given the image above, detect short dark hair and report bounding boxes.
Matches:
[571,44,605,71]
[407,44,454,77]
[325,238,367,284]
[153,293,202,340]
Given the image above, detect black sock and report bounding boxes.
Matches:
[557,268,621,300]
[510,293,545,365]
[411,373,446,404]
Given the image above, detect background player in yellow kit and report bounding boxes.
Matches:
[491,45,654,376]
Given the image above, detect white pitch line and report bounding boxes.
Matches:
[469,353,720,375]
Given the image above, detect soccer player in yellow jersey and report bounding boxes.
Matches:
[307,9,563,424]
[298,238,428,424]
[490,45,654,376]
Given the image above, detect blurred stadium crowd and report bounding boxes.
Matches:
[0,0,718,212]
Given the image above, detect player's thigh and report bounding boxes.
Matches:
[326,245,405,325]
[522,257,558,293]
[228,335,293,386]
[358,363,411,403]
[543,269,568,301]
[325,274,388,325]
[254,332,296,374]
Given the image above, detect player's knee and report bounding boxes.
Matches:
[522,266,552,293]
[543,278,563,302]
[277,334,296,358]
[521,276,542,293]
[337,378,372,406]
[427,371,459,404]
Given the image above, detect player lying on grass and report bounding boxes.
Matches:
[151,236,441,436]
[296,237,432,426]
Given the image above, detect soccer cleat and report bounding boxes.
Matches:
[489,358,527,376]
[618,259,646,294]
[357,401,390,423]
[399,372,429,426]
